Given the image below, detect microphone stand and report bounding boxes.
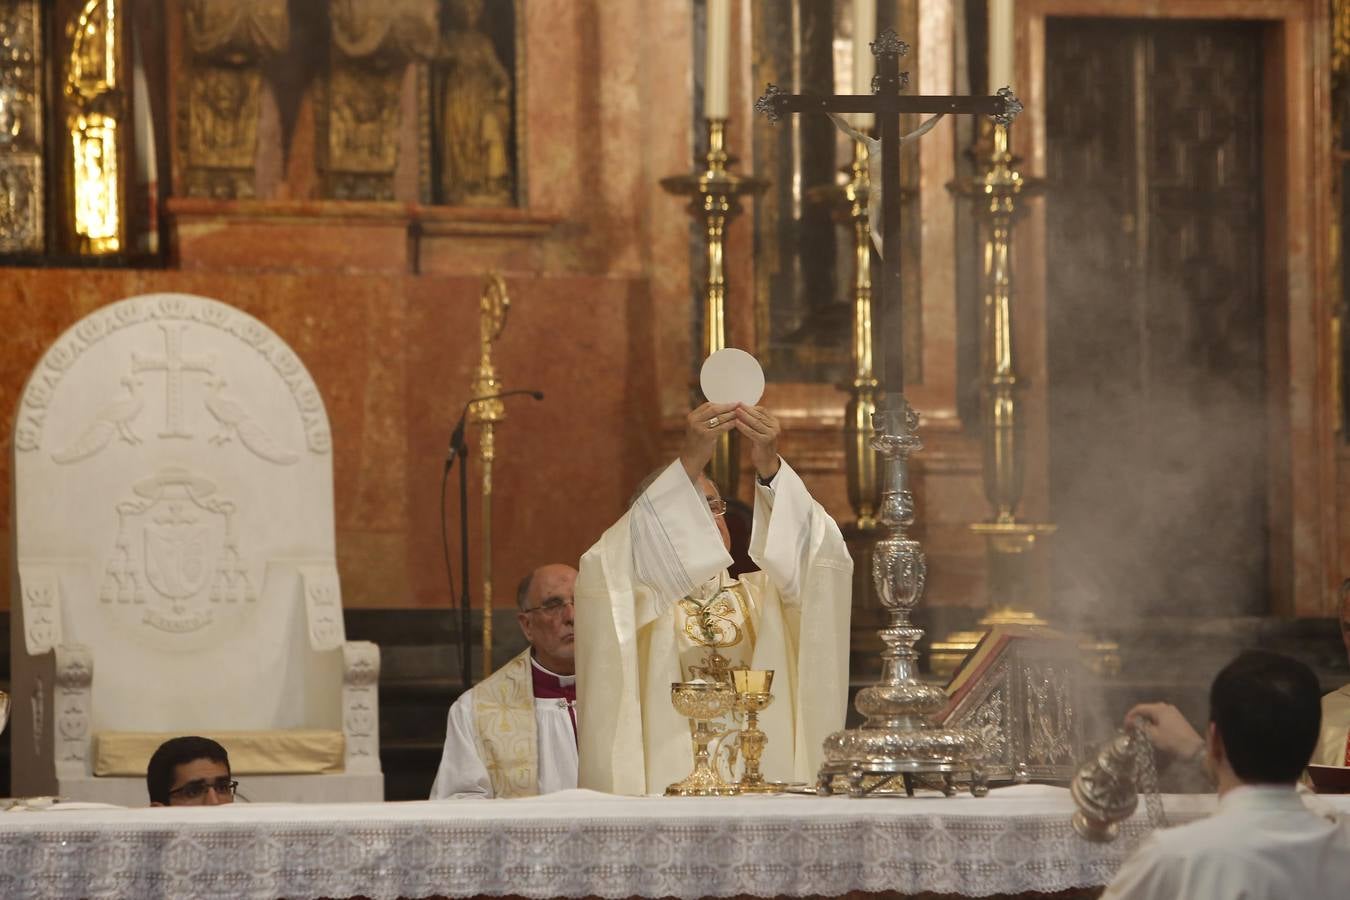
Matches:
[442,418,474,690]
[455,426,472,690]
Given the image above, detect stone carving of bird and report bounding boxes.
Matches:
[51,376,144,464]
[202,377,299,465]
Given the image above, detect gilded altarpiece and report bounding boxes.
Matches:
[64,0,126,254]
[0,0,43,254]
[319,0,435,202]
[179,0,288,199]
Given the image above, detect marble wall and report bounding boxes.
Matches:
[2,2,995,613]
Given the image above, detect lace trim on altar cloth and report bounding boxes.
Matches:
[0,786,1250,899]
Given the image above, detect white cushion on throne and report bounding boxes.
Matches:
[9,293,381,804]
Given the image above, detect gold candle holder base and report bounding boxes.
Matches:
[665,681,738,797]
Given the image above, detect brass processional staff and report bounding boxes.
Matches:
[447,274,542,687]
[468,274,510,683]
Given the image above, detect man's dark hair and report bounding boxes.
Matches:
[146,736,230,805]
[516,571,534,611]
[1209,650,1321,784]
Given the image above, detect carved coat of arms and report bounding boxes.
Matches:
[101,467,255,633]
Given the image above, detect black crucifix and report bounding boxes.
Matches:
[755,29,1020,395]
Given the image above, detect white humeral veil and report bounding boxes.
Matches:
[575,459,852,795]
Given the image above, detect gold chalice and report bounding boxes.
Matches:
[731,669,784,793]
[665,681,738,796]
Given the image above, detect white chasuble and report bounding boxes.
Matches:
[575,458,853,795]
[1311,684,1350,767]
[429,650,578,799]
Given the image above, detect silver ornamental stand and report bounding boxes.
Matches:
[815,401,987,797]
[756,31,1014,798]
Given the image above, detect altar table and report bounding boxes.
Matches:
[0,785,1341,899]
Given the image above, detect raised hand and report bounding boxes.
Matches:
[733,405,781,480]
[680,401,740,481]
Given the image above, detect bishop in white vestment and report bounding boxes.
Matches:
[575,401,852,794]
[431,564,580,799]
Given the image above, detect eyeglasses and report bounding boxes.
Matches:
[168,777,238,801]
[521,596,575,615]
[707,498,727,517]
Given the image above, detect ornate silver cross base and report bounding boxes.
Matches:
[816,399,988,798]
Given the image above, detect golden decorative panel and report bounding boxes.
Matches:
[179,0,288,199]
[0,0,45,253]
[65,0,121,253]
[320,0,436,201]
[434,0,515,206]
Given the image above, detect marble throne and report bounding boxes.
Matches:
[9,293,382,804]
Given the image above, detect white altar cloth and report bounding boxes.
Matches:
[0,785,1339,899]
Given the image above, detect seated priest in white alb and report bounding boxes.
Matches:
[430,564,578,799]
[575,401,852,794]
[1105,651,1350,900]
[1310,580,1350,768]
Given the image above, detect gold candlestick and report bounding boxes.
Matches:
[661,119,768,499]
[938,120,1056,675]
[469,273,510,681]
[731,669,780,793]
[843,137,881,531]
[666,681,738,797]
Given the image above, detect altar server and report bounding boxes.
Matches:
[1105,651,1350,900]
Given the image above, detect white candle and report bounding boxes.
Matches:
[852,0,875,129]
[705,0,730,119]
[988,0,1014,91]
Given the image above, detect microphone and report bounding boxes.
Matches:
[445,389,545,469]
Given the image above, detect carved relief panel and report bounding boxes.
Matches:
[319,0,437,201]
[179,0,289,199]
[0,0,44,253]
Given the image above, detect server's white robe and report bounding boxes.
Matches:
[1102,785,1350,900]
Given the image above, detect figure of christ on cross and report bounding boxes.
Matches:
[756,29,1020,397]
[756,29,1021,796]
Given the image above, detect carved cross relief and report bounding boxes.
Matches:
[132,323,215,439]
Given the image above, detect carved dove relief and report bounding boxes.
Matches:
[51,376,144,464]
[203,376,299,465]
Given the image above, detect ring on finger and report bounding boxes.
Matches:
[707,416,719,429]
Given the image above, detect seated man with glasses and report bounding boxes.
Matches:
[147,736,239,806]
[431,564,579,799]
[576,401,853,795]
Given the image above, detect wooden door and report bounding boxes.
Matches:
[1045,18,1267,617]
